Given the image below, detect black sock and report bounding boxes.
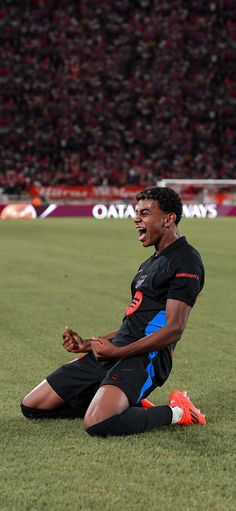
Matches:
[86,405,172,437]
[20,402,82,419]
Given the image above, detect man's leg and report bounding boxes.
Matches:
[84,384,173,436]
[22,379,64,409]
[20,379,77,419]
[84,385,206,437]
[20,353,108,419]
[84,350,175,435]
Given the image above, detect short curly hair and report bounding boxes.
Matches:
[136,187,183,225]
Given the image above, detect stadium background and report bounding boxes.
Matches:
[0,0,236,211]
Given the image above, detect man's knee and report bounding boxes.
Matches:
[20,380,65,410]
[21,394,42,411]
[83,408,104,430]
[20,401,40,419]
[20,396,58,419]
[83,384,129,431]
[84,414,120,437]
[83,405,119,435]
[20,400,75,419]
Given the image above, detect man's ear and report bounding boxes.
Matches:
[164,212,176,227]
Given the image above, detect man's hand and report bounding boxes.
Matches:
[63,327,87,353]
[91,337,120,360]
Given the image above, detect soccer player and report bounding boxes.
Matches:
[20,187,206,436]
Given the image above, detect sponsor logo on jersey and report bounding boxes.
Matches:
[126,291,143,316]
[175,273,199,280]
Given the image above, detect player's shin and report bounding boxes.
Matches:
[86,405,173,436]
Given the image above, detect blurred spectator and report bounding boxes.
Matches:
[0,0,235,196]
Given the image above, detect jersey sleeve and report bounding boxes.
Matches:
[167,257,204,307]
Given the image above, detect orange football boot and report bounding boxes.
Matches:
[168,390,206,425]
[140,398,155,409]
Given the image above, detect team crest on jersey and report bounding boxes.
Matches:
[135,274,147,288]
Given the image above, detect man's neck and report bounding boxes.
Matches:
[155,230,181,255]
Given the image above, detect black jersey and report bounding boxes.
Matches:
[112,236,204,348]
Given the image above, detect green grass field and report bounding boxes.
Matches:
[0,217,235,511]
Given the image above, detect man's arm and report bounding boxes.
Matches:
[63,327,117,353]
[91,299,192,360]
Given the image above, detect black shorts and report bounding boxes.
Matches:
[47,349,172,412]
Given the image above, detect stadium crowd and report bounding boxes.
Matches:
[0,0,236,195]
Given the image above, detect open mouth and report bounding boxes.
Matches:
[137,227,147,241]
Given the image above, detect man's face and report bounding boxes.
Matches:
[134,199,170,247]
